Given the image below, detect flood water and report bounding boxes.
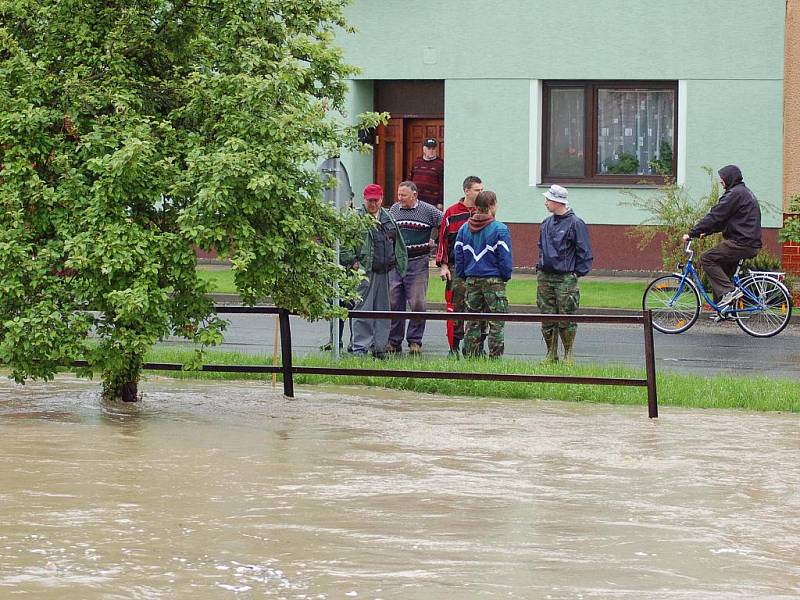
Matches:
[0,377,798,599]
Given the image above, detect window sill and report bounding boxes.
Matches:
[533,183,663,189]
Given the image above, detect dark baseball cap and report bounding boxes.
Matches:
[423,138,438,148]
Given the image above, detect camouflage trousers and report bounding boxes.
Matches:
[464,277,508,358]
[536,271,580,336]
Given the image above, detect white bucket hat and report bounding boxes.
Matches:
[543,184,569,204]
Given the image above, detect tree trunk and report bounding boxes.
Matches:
[102,356,142,402]
[120,381,139,403]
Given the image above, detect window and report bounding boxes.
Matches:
[542,81,677,184]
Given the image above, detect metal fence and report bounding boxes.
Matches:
[87,306,659,418]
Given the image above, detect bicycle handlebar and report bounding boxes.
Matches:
[684,239,694,259]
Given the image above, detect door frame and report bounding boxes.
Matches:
[374,113,444,206]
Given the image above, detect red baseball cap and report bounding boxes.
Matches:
[363,183,383,199]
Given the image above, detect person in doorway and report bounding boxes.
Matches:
[436,175,484,356]
[537,184,593,363]
[388,181,443,354]
[682,164,762,307]
[454,190,512,358]
[344,184,408,359]
[410,137,445,210]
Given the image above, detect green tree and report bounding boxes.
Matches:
[0,0,380,401]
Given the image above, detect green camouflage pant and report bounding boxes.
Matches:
[464,277,508,358]
[446,271,468,341]
[536,271,580,336]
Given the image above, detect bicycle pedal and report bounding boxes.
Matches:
[710,311,734,322]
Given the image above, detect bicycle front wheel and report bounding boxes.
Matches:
[735,276,792,337]
[643,275,700,334]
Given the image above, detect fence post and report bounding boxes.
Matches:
[642,310,658,418]
[278,308,294,398]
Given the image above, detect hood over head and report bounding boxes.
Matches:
[718,165,743,189]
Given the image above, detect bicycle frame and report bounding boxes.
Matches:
[674,242,774,316]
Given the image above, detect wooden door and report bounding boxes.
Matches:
[374,118,404,207]
[404,119,445,179]
[374,117,444,206]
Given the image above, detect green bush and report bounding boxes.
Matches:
[742,252,796,292]
[778,194,800,244]
[648,141,673,175]
[606,151,640,174]
[619,167,721,272]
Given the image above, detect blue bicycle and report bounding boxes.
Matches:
[643,240,792,337]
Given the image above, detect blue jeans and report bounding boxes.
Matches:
[389,256,430,347]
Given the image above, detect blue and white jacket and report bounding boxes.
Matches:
[454,215,513,281]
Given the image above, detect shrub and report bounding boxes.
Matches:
[606,151,640,174]
[619,167,721,272]
[778,194,800,244]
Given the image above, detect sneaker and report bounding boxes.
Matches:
[717,289,743,307]
[372,351,388,360]
[385,343,401,354]
[408,342,422,354]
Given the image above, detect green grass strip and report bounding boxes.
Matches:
[142,346,799,413]
[197,266,647,309]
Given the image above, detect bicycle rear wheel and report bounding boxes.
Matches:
[643,275,700,334]
[734,276,792,337]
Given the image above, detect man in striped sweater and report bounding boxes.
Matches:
[387,181,443,354]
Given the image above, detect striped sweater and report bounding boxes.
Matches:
[389,201,443,260]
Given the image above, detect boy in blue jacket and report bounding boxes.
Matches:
[454,190,513,358]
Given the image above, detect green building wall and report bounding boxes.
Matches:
[337,0,785,266]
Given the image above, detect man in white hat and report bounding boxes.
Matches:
[536,184,593,363]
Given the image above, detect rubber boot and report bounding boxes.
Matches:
[559,329,576,364]
[541,329,559,364]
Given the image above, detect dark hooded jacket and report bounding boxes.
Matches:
[537,209,593,277]
[689,165,762,248]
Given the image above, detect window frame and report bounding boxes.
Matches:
[542,80,678,185]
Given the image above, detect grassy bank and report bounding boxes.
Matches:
[142,347,799,413]
[197,267,647,309]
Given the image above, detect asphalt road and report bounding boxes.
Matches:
[159,311,800,379]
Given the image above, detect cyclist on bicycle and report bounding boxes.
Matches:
[682,165,762,308]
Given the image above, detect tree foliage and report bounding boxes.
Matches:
[778,194,800,244]
[619,167,722,271]
[0,0,380,399]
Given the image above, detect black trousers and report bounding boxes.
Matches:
[700,239,759,300]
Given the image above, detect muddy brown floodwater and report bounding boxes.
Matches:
[0,376,798,599]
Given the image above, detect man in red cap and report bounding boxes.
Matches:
[342,184,408,358]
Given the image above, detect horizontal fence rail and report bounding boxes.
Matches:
[72,307,659,418]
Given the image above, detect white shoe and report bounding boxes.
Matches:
[717,289,743,307]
